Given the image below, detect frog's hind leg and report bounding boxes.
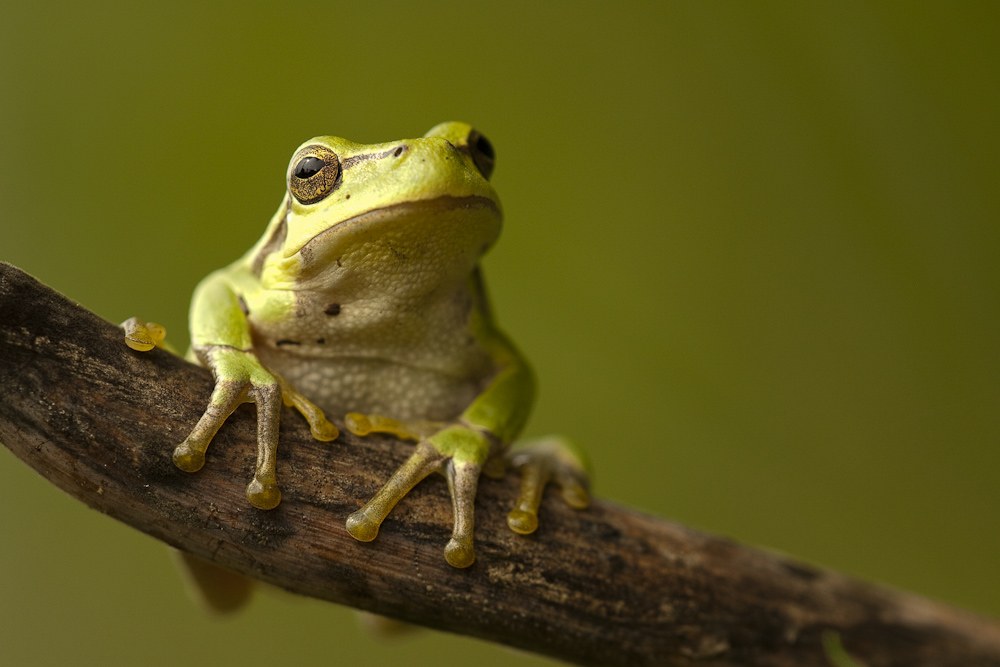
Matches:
[172,549,254,614]
[505,435,590,535]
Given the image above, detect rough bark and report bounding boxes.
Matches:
[1,261,998,667]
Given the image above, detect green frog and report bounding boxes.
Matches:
[124,122,589,584]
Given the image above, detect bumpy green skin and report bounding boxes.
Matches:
[136,122,588,575]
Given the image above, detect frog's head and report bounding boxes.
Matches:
[263,122,502,291]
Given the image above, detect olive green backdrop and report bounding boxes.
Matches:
[1,2,997,665]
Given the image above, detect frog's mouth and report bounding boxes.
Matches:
[291,194,501,284]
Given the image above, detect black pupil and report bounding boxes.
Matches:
[294,156,325,179]
[475,135,494,160]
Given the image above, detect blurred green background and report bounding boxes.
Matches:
[2,2,998,665]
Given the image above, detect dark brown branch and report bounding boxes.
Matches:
[1,261,998,667]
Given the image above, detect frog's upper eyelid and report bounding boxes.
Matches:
[341,145,409,170]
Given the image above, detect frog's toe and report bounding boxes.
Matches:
[444,536,475,568]
[274,375,339,442]
[246,478,281,510]
[506,454,544,535]
[308,419,339,442]
[173,442,206,472]
[172,379,247,474]
[507,506,539,535]
[345,506,382,542]
[244,381,284,510]
[555,467,590,509]
[443,460,480,568]
[506,436,590,535]
[344,412,375,436]
[345,412,441,441]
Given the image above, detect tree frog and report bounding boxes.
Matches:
[124,122,590,573]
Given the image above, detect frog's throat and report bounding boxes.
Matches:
[289,194,500,260]
[283,195,502,289]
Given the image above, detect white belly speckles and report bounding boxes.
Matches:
[255,351,485,421]
[247,281,493,422]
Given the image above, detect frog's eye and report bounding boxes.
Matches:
[294,157,324,179]
[466,130,495,180]
[288,145,341,204]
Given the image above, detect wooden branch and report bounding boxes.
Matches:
[1,261,998,667]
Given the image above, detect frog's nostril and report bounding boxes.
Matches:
[393,146,404,157]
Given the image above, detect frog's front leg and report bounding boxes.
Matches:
[160,343,338,509]
[124,269,338,509]
[172,344,288,508]
[345,423,492,568]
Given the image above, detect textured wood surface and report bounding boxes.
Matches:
[1,261,999,666]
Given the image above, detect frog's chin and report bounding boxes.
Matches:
[290,194,501,290]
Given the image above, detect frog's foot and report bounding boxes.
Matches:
[121,317,168,352]
[172,549,254,614]
[356,611,418,637]
[345,423,490,568]
[173,347,337,511]
[505,436,590,535]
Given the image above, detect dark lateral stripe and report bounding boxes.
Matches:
[275,339,301,347]
[341,145,408,169]
[251,202,289,277]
